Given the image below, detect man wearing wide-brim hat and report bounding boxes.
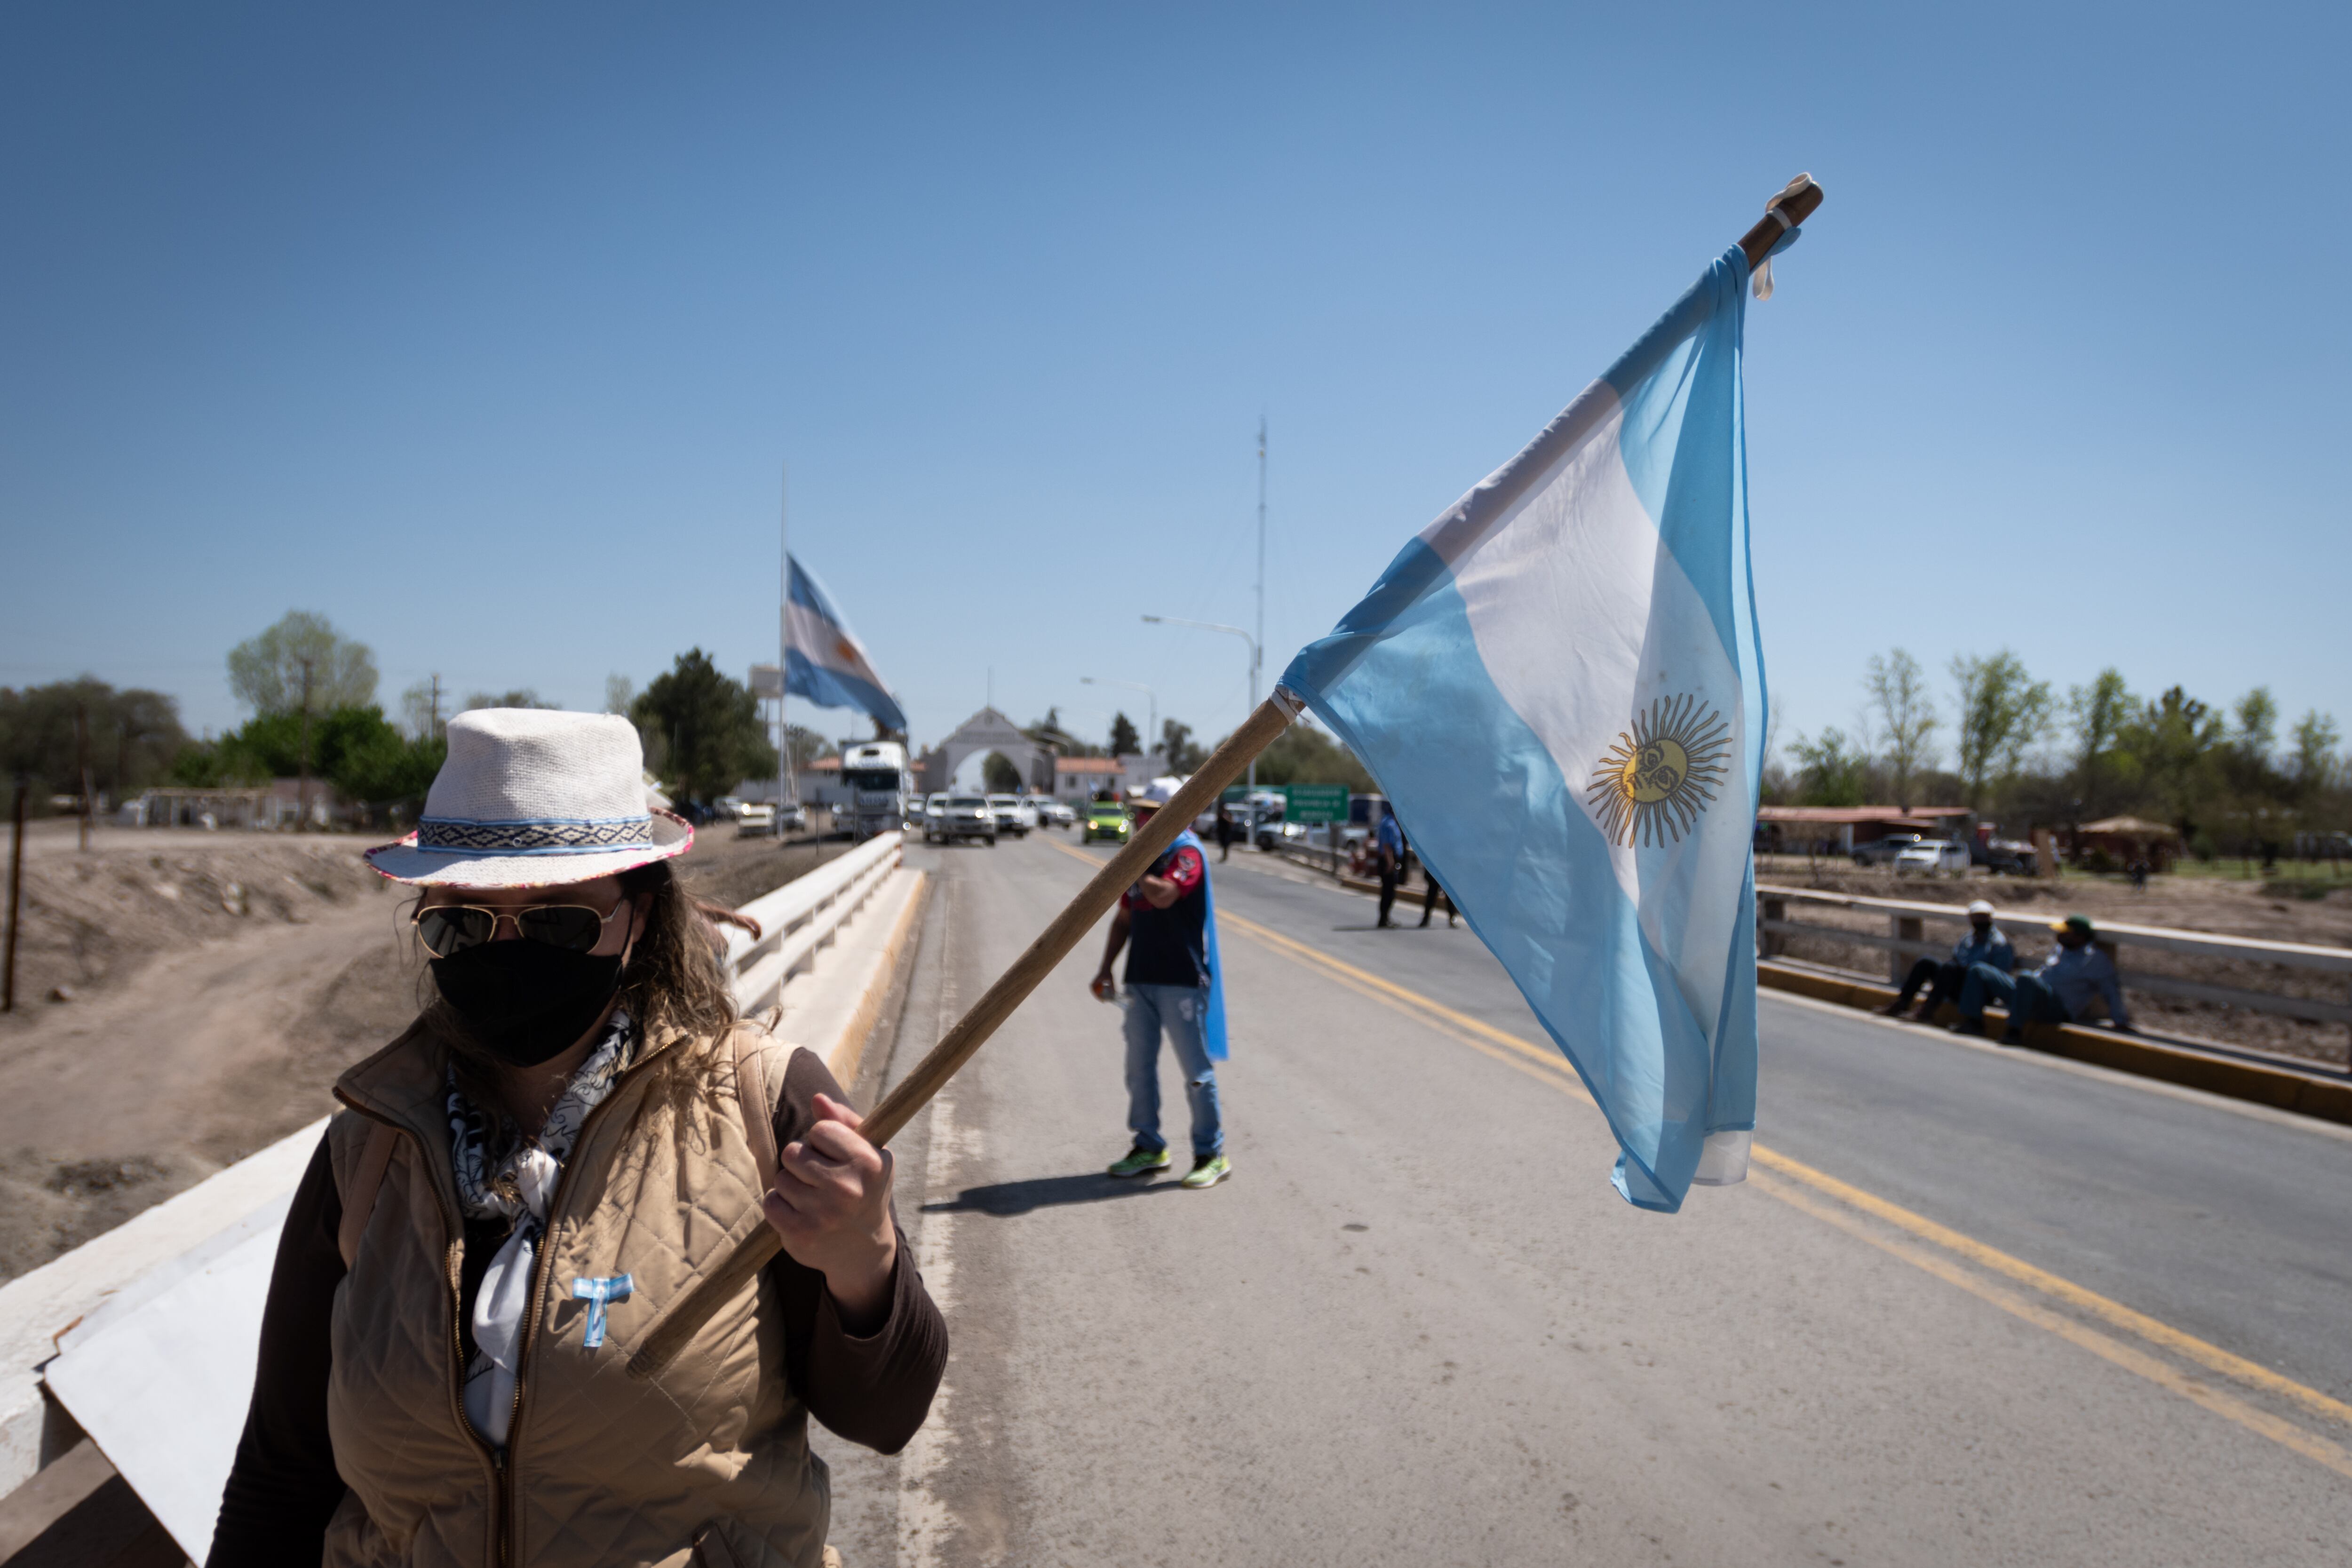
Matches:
[1953,911,2134,1043]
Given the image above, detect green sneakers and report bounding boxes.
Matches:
[1181,1154,1232,1190]
[1106,1148,1231,1186]
[1106,1146,1172,1179]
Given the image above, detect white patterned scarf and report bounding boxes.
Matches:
[447,1006,633,1447]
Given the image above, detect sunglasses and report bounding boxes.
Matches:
[411,899,628,958]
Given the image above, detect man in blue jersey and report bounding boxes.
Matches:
[1091,789,1231,1189]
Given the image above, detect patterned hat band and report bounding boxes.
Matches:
[415,815,655,856]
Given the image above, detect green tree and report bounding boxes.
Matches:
[228,612,377,716]
[1791,727,1869,807]
[1247,722,1375,792]
[1159,718,1207,773]
[2068,669,2137,818]
[463,689,553,712]
[784,725,836,770]
[2232,687,2278,765]
[981,752,1024,792]
[1108,711,1142,756]
[0,678,189,808]
[2124,686,2223,839]
[1863,649,1938,808]
[604,674,636,717]
[2290,711,2342,792]
[1950,650,2052,809]
[631,649,778,806]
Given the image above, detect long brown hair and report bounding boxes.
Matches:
[421,858,737,1133]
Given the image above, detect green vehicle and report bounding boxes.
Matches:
[1083,800,1131,845]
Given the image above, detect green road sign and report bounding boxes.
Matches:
[1283,783,1349,824]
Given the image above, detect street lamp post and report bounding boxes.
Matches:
[1139,614,1262,793]
[1079,677,1156,761]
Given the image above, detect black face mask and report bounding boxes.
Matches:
[430,941,626,1068]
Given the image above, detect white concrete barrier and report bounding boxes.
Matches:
[0,838,926,1558]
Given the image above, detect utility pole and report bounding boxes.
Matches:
[779,463,795,841]
[4,775,24,1012]
[297,657,315,833]
[75,702,93,852]
[1252,415,1267,794]
[429,673,442,738]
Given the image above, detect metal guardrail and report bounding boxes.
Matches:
[725,831,903,1013]
[1756,883,2352,1034]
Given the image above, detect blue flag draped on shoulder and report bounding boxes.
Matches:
[786,556,907,734]
[1279,247,1764,1212]
[1171,827,1231,1061]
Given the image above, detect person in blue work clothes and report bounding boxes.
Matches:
[1375,800,1406,928]
[1954,913,2133,1042]
[1092,786,1232,1189]
[1883,898,2013,1021]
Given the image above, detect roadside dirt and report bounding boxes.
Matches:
[0,819,820,1281]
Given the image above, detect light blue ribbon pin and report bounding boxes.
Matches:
[571,1274,635,1350]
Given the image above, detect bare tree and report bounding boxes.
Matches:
[1864,649,1938,808]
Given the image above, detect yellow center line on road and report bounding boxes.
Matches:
[1033,839,2352,1467]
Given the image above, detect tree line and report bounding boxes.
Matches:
[0,612,786,823]
[1773,648,2349,859]
[1013,706,1375,794]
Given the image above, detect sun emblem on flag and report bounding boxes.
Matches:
[1587,694,1732,847]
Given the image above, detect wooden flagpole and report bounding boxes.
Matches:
[629,172,1826,1380]
[630,689,1305,1377]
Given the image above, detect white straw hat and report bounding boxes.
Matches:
[364,709,691,888]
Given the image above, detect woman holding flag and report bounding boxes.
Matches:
[1090,781,1232,1189]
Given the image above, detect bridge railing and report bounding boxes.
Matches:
[1756,883,2352,1044]
[725,831,903,1013]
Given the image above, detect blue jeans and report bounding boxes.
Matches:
[1123,983,1223,1159]
[1957,963,2069,1029]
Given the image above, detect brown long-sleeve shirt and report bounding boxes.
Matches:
[208,1049,946,1566]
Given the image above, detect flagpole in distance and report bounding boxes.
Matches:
[628,173,1826,1380]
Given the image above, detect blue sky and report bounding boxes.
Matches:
[4,3,2345,770]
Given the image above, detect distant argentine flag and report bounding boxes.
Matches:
[786,555,906,733]
[1280,248,1764,1212]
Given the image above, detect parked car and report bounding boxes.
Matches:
[1257,819,1311,852]
[1851,833,1924,867]
[1983,838,2039,876]
[987,794,1035,836]
[1893,839,1970,875]
[733,803,775,836]
[928,794,996,845]
[776,801,806,832]
[1083,799,1130,845]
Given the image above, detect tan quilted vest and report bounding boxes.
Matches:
[323,1019,828,1568]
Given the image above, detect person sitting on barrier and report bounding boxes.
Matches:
[1952,912,2132,1043]
[1882,898,2012,1020]
[210,709,946,1568]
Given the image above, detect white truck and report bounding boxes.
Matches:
[838,741,914,841]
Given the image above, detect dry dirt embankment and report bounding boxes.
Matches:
[0,820,835,1281]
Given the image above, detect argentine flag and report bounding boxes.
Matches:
[1280,248,1764,1212]
[786,555,907,734]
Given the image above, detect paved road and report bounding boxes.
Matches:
[817,832,2352,1566]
